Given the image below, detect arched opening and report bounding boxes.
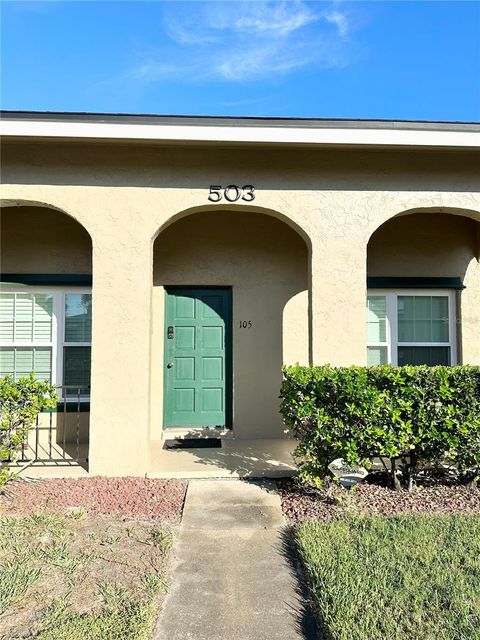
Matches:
[367,209,480,366]
[0,204,93,467]
[151,208,309,440]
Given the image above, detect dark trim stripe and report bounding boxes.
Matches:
[367,277,465,290]
[41,402,91,413]
[1,274,464,290]
[0,274,92,286]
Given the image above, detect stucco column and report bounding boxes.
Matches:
[88,235,153,477]
[310,235,367,366]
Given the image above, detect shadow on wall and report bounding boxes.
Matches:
[368,212,477,280]
[0,206,92,273]
[153,210,309,438]
[3,142,479,193]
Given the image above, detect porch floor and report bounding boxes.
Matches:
[10,442,90,479]
[148,438,298,479]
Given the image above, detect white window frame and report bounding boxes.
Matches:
[367,289,457,366]
[0,285,92,399]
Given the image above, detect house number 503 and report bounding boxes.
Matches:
[208,185,255,203]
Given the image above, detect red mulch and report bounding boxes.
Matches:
[277,476,480,524]
[0,477,188,522]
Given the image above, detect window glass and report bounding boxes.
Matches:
[431,297,450,342]
[0,293,53,381]
[0,293,53,343]
[367,296,387,343]
[63,346,91,390]
[398,346,450,366]
[0,346,52,381]
[33,295,54,341]
[367,346,388,366]
[0,290,91,394]
[0,347,15,377]
[0,294,14,342]
[14,294,34,341]
[366,291,454,367]
[398,296,449,343]
[65,294,92,342]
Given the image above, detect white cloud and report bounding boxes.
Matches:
[232,1,318,36]
[324,10,349,38]
[128,1,354,84]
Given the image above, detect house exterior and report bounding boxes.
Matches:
[1,111,479,478]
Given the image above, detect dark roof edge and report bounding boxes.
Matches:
[2,110,480,132]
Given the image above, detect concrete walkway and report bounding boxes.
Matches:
[154,479,318,640]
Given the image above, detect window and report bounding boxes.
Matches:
[0,292,53,381]
[367,290,456,366]
[0,288,91,398]
[63,292,92,399]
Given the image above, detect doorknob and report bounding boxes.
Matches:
[167,362,174,368]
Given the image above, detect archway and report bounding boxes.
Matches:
[367,208,480,366]
[0,203,93,466]
[151,208,310,440]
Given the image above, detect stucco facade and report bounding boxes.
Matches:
[1,113,479,477]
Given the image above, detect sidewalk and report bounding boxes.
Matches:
[154,479,318,640]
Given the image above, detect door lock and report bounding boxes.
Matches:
[167,362,174,368]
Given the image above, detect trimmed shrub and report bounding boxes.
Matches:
[0,374,57,484]
[280,365,480,489]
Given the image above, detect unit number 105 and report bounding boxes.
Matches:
[208,185,255,202]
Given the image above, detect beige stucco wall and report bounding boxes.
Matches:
[1,141,480,475]
[151,211,308,440]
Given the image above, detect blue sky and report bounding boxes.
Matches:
[1,1,479,120]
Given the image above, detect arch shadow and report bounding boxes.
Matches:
[151,202,312,249]
[0,198,92,235]
[368,205,480,241]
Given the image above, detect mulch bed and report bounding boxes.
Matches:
[0,477,188,522]
[277,476,480,524]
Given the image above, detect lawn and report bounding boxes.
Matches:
[296,514,480,640]
[0,511,173,640]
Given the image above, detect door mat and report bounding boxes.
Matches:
[164,438,223,450]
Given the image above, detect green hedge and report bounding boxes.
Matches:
[280,365,480,488]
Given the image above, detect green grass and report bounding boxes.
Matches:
[0,513,172,640]
[0,560,41,615]
[32,599,158,640]
[296,515,480,640]
[0,513,64,617]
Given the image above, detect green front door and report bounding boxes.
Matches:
[164,287,231,428]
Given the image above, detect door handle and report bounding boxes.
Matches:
[167,362,174,368]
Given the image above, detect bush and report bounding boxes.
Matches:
[0,374,57,484]
[280,365,480,489]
